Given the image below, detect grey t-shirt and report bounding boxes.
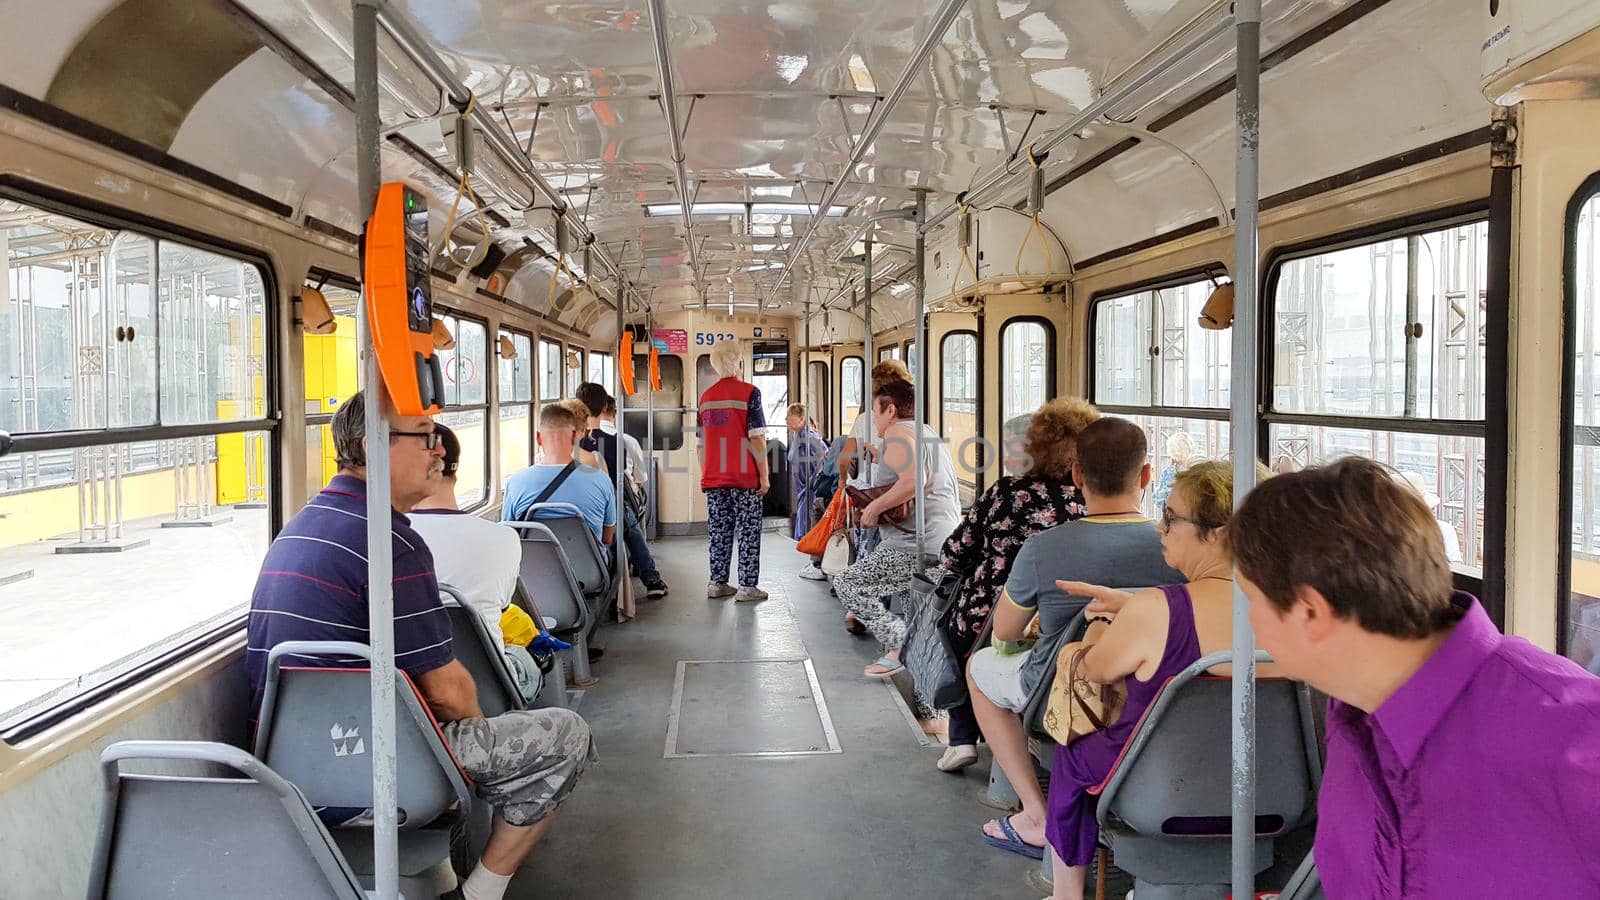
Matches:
[1006,517,1184,697]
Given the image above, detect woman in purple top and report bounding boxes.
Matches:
[1049,460,1277,900]
[1230,458,1600,898]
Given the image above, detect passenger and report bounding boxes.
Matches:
[833,379,961,678]
[560,397,601,469]
[933,401,1098,773]
[408,422,533,647]
[503,402,617,553]
[1150,430,1197,512]
[970,417,1181,861]
[1230,458,1600,898]
[786,401,827,544]
[245,392,592,900]
[697,339,770,602]
[575,382,668,599]
[837,360,911,561]
[1393,468,1464,564]
[1041,459,1266,899]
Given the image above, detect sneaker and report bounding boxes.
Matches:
[798,563,827,581]
[733,586,769,603]
[937,744,980,773]
[707,581,737,599]
[643,578,669,599]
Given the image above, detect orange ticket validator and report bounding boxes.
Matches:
[363,183,445,416]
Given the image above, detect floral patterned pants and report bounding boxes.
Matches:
[706,488,763,587]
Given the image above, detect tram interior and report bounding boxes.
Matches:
[1,0,1600,898]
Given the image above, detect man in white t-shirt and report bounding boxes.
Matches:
[409,423,523,646]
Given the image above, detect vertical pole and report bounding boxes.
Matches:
[645,307,655,531]
[1230,2,1262,898]
[861,245,874,486]
[353,3,399,898]
[613,277,628,582]
[913,195,927,558]
[1404,235,1420,418]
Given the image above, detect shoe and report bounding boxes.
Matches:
[798,563,827,581]
[734,586,769,602]
[937,744,980,773]
[643,578,669,599]
[707,581,737,598]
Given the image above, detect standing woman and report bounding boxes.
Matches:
[834,379,962,677]
[698,340,771,602]
[1151,430,1198,513]
[932,399,1097,772]
[786,403,828,541]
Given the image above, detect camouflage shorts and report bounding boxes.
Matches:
[442,708,594,827]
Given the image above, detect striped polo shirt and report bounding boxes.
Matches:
[246,473,454,716]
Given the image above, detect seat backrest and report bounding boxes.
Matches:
[1022,611,1088,737]
[1277,850,1326,900]
[1099,653,1321,839]
[438,585,525,718]
[508,522,589,633]
[253,642,471,830]
[88,741,365,900]
[525,503,609,595]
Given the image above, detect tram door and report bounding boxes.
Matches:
[751,340,791,517]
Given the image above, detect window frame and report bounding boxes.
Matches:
[496,326,535,486]
[538,336,563,401]
[997,315,1058,424]
[1258,203,1497,592]
[588,350,614,390]
[1557,172,1600,661]
[1086,264,1231,426]
[839,354,865,429]
[432,308,492,512]
[939,329,982,499]
[0,179,283,745]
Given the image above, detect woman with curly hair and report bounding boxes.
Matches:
[931,397,1099,772]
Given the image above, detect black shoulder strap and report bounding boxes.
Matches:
[526,461,580,513]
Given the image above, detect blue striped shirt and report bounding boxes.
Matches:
[246,474,453,715]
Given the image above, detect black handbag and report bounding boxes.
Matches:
[902,568,968,710]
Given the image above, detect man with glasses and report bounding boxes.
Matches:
[246,393,593,900]
[967,417,1181,860]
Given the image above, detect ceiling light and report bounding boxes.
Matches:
[643,202,846,218]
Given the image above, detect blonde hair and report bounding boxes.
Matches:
[560,398,591,424]
[870,358,910,391]
[710,340,743,378]
[1171,458,1274,539]
[1166,431,1198,466]
[1025,398,1100,480]
[786,403,807,419]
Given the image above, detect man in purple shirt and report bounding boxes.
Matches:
[248,392,593,900]
[1229,458,1600,898]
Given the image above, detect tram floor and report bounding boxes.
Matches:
[519,531,1066,900]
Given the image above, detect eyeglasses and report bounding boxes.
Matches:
[390,430,442,449]
[1160,504,1207,530]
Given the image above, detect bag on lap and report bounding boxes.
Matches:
[797,486,848,556]
[1043,640,1128,745]
[902,569,968,709]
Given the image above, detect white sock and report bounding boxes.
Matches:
[461,865,514,900]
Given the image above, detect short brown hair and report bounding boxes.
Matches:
[1024,398,1100,480]
[1073,417,1147,496]
[539,402,580,431]
[559,398,591,424]
[1226,457,1460,638]
[871,359,910,391]
[786,403,807,419]
[873,380,915,419]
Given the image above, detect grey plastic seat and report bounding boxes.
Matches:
[88,740,370,900]
[1092,651,1322,900]
[252,641,481,893]
[508,520,599,683]
[439,584,531,718]
[523,502,612,600]
[1276,851,1326,900]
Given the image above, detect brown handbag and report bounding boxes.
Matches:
[1042,640,1128,745]
[844,484,914,533]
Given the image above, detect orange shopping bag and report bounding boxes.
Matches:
[796,486,849,556]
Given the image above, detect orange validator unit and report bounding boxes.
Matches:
[363,183,445,415]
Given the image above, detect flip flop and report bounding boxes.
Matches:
[981,815,1045,860]
[864,657,904,678]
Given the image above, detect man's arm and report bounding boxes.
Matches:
[602,524,616,545]
[993,542,1039,642]
[414,660,484,722]
[993,589,1035,643]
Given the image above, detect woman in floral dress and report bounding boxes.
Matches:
[932,398,1098,772]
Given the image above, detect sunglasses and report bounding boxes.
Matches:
[391,430,442,449]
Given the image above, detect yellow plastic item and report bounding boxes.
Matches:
[499,604,539,648]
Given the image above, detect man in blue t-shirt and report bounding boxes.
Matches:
[247,391,592,900]
[503,402,617,551]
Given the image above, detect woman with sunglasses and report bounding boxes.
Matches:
[1043,459,1276,900]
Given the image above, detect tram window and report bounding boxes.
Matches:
[498,329,533,481]
[627,353,685,451]
[1265,217,1488,575]
[941,331,979,504]
[1000,318,1054,422]
[840,356,864,428]
[158,245,269,426]
[1272,221,1487,420]
[878,345,900,363]
[588,350,614,388]
[539,337,562,401]
[905,340,917,381]
[1091,276,1228,409]
[434,313,488,508]
[301,280,359,500]
[567,346,585,390]
[805,360,830,436]
[695,353,717,398]
[1563,185,1600,672]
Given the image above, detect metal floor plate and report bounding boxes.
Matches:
[663,658,842,758]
